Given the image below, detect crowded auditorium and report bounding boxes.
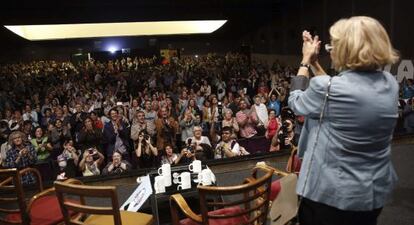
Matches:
[0,1,413,225]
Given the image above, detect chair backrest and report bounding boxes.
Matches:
[54,179,122,225]
[0,168,28,225]
[286,147,301,175]
[197,167,274,225]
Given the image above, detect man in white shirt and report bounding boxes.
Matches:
[252,95,269,135]
[214,126,242,159]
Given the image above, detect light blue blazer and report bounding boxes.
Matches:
[288,70,398,211]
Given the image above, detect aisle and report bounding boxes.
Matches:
[379,142,414,225]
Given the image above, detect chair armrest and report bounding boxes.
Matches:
[170,194,202,223]
[0,167,44,189]
[253,165,289,178]
[26,178,84,214]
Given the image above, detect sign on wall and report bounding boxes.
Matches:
[384,59,414,82]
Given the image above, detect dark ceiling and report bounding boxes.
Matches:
[0,0,294,45]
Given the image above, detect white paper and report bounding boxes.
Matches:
[120,175,153,212]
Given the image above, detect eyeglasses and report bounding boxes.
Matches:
[325,44,333,53]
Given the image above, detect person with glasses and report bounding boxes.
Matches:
[289,16,399,225]
[214,126,246,159]
[186,126,211,147]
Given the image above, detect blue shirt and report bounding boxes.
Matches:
[289,70,398,211]
[267,100,281,116]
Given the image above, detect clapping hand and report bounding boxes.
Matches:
[302,30,321,65]
[19,148,28,156]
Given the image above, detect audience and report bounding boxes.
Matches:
[2,52,405,181]
[403,97,414,133]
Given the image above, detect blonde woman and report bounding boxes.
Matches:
[290,16,399,225]
[221,109,239,138]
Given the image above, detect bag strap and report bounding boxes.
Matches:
[297,76,333,208]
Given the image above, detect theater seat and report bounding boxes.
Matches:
[1,168,80,225]
[269,180,282,201]
[54,179,153,225]
[180,206,249,225]
[170,166,274,225]
[6,195,78,225]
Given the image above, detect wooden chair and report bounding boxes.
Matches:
[170,166,274,225]
[285,147,301,175]
[54,179,154,225]
[0,168,79,225]
[249,164,298,225]
[0,168,28,225]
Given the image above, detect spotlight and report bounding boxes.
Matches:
[195,55,198,58]
[108,46,118,54]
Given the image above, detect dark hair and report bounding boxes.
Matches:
[221,126,233,133]
[32,126,43,137]
[54,119,63,126]
[195,143,214,160]
[109,108,118,115]
[23,120,32,126]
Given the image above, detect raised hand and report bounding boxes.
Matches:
[302,30,321,64]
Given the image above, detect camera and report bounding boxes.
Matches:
[217,101,223,112]
[186,138,194,153]
[144,134,150,140]
[217,101,223,121]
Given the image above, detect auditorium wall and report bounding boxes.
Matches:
[243,0,414,59]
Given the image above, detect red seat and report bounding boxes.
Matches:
[6,196,78,225]
[180,206,249,225]
[269,180,282,201]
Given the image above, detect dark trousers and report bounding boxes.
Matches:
[299,198,382,225]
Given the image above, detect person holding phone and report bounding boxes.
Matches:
[133,130,158,169]
[79,148,104,177]
[102,151,131,175]
[290,16,399,225]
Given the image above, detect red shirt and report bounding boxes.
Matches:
[94,120,104,130]
[267,118,279,139]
